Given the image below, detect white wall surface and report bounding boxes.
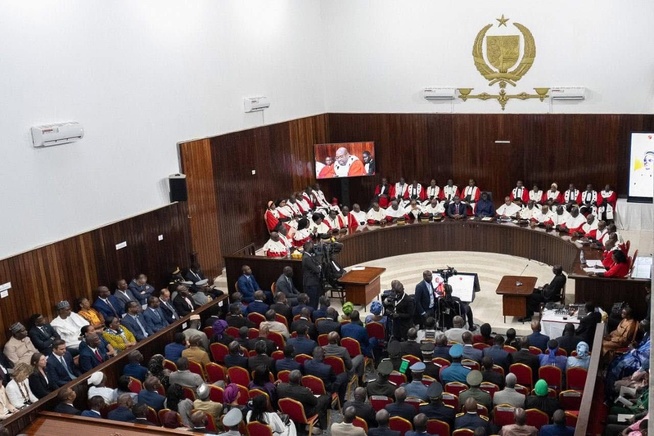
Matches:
[0,1,325,259]
[321,0,654,114]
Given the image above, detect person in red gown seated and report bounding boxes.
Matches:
[374,177,392,208]
[598,250,630,278]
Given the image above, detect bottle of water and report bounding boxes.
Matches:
[580,250,586,265]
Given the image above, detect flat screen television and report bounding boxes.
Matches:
[314,141,375,179]
[627,132,654,202]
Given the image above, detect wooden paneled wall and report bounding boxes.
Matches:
[0,203,191,345]
[180,113,654,266]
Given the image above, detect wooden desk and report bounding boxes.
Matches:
[495,275,537,322]
[338,267,386,308]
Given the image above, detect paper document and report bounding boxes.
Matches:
[585,260,603,267]
[351,266,365,271]
[583,267,606,274]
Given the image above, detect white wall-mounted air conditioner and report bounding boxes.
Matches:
[423,87,457,100]
[31,122,84,148]
[244,96,271,112]
[550,87,586,101]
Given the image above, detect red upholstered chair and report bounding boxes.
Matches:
[227,366,251,387]
[492,364,505,378]
[352,416,369,433]
[525,408,550,429]
[188,359,206,380]
[163,359,177,372]
[528,346,543,356]
[272,350,285,360]
[182,386,196,401]
[422,375,437,386]
[247,421,274,436]
[370,395,393,411]
[317,334,329,346]
[433,357,451,368]
[210,342,229,363]
[461,359,480,370]
[479,381,499,400]
[324,355,346,375]
[248,328,259,339]
[444,381,468,397]
[236,385,249,406]
[514,384,529,395]
[452,429,475,436]
[248,388,270,403]
[128,377,142,394]
[293,314,302,322]
[427,419,451,436]
[366,321,386,342]
[402,354,421,366]
[225,326,240,338]
[277,370,291,383]
[294,353,313,365]
[158,409,182,428]
[473,342,490,351]
[493,404,516,428]
[208,385,223,402]
[389,416,413,436]
[205,362,227,384]
[267,330,286,349]
[405,397,422,412]
[559,390,582,410]
[539,365,563,392]
[341,337,363,358]
[302,375,341,410]
[389,371,407,386]
[191,409,217,432]
[275,313,289,328]
[101,402,119,418]
[203,326,213,338]
[509,363,534,389]
[146,406,159,425]
[503,345,517,353]
[566,367,588,390]
[441,393,458,410]
[556,348,568,356]
[279,398,319,436]
[565,411,578,427]
[247,312,266,328]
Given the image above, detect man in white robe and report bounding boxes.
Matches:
[263,232,289,258]
[496,197,522,218]
[366,202,387,225]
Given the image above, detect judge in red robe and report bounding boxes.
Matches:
[598,184,618,222]
[264,201,280,233]
[374,177,392,208]
[510,181,529,204]
[564,183,582,209]
[460,179,481,215]
[580,184,599,215]
[405,180,427,202]
[390,178,408,202]
[544,183,563,205]
[599,250,630,278]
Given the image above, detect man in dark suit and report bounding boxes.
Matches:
[158,288,180,324]
[246,290,269,315]
[137,376,166,411]
[461,331,483,363]
[302,242,323,309]
[79,332,109,373]
[81,395,105,418]
[447,196,467,219]
[555,323,583,355]
[53,388,80,415]
[108,393,136,422]
[510,338,540,385]
[291,293,315,318]
[128,273,155,306]
[275,266,301,306]
[433,334,452,362]
[304,347,348,403]
[312,296,331,321]
[369,409,401,436]
[575,301,602,349]
[172,284,198,317]
[526,320,550,352]
[28,313,61,355]
[275,344,302,373]
[384,387,414,422]
[121,301,152,341]
[399,328,422,359]
[414,270,437,326]
[480,356,504,389]
[323,332,363,376]
[343,387,377,430]
[291,306,318,339]
[0,354,12,385]
[270,293,293,325]
[524,265,567,319]
[142,296,169,334]
[418,382,456,428]
[277,369,330,430]
[224,341,249,369]
[287,325,317,356]
[248,340,274,372]
[93,285,125,320]
[455,398,491,433]
[316,308,341,336]
[47,339,79,387]
[391,280,415,341]
[237,265,264,303]
[482,335,512,372]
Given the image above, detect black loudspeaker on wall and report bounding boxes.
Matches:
[169,174,188,202]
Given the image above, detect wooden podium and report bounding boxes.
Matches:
[338,267,386,308]
[495,275,537,322]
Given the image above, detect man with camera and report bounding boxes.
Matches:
[389,280,415,341]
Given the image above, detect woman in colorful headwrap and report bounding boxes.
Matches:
[365,300,387,325]
[602,307,638,358]
[210,318,234,346]
[538,339,567,372]
[222,383,244,414]
[566,341,591,370]
[339,301,354,323]
[525,379,561,418]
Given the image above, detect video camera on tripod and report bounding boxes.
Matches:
[435,266,458,283]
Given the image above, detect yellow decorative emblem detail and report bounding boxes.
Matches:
[459,16,548,110]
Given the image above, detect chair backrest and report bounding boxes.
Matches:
[479,381,499,399]
[182,386,196,401]
[210,342,229,363]
[491,364,505,377]
[236,385,249,406]
[503,345,517,353]
[452,428,475,436]
[555,348,567,356]
[461,359,480,370]
[247,421,274,436]
[441,392,459,409]
[341,337,362,358]
[248,328,259,339]
[128,376,142,394]
[389,416,413,436]
[208,385,223,403]
[293,314,302,322]
[538,365,563,391]
[294,353,312,365]
[444,381,468,396]
[317,334,329,346]
[159,409,182,428]
[302,375,327,395]
[267,330,286,349]
[473,342,490,351]
[566,367,588,390]
[277,370,291,383]
[278,397,311,424]
[205,362,227,384]
[271,281,277,293]
[143,406,158,425]
[352,416,369,433]
[226,326,240,338]
[509,363,534,388]
[525,408,550,429]
[203,326,213,338]
[366,321,386,340]
[248,388,270,402]
[402,354,421,366]
[422,375,436,386]
[432,357,451,368]
[324,355,346,374]
[492,403,516,428]
[565,411,578,427]
[247,312,266,328]
[101,403,119,418]
[389,371,407,386]
[405,397,422,412]
[187,359,206,380]
[163,359,178,372]
[274,313,289,328]
[370,395,393,411]
[271,350,285,360]
[427,419,451,436]
[528,346,542,356]
[514,384,529,395]
[559,389,582,410]
[227,366,251,387]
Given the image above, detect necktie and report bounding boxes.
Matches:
[184,297,194,312]
[60,356,76,379]
[164,302,177,319]
[153,308,161,321]
[105,299,118,317]
[428,282,434,309]
[94,349,103,362]
[134,315,148,337]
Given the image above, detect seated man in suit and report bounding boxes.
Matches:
[275,266,301,306]
[47,339,80,387]
[128,273,155,307]
[323,332,363,377]
[510,338,540,386]
[343,387,376,430]
[108,393,136,422]
[369,409,401,436]
[385,387,414,422]
[316,307,341,336]
[172,284,199,317]
[114,278,139,307]
[237,265,264,303]
[304,346,348,404]
[277,369,330,431]
[455,398,491,434]
[275,344,302,373]
[79,332,109,373]
[169,357,204,389]
[121,301,152,342]
[158,288,180,324]
[342,310,376,358]
[81,395,106,418]
[461,331,483,363]
[93,285,125,320]
[287,324,317,356]
[526,320,550,352]
[291,307,317,340]
[122,350,148,381]
[248,340,275,372]
[270,293,293,326]
[291,293,315,318]
[137,376,166,411]
[523,266,567,321]
[246,290,270,316]
[331,406,366,436]
[142,296,169,333]
[28,313,61,355]
[482,334,512,373]
[53,387,80,415]
[224,341,249,369]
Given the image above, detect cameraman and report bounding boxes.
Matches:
[390,280,415,341]
[302,241,323,308]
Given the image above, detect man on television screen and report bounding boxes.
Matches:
[333,147,366,177]
[362,151,375,175]
[317,156,336,178]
